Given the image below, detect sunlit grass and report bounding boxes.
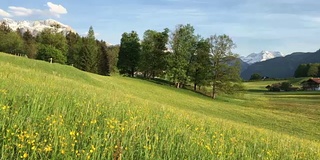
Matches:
[0,53,319,159]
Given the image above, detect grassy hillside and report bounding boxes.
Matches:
[0,53,319,159]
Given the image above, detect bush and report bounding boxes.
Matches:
[280,82,292,91]
[36,44,66,64]
[250,73,262,81]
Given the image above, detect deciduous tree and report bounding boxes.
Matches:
[188,38,211,91]
[167,24,197,88]
[117,31,141,77]
[209,34,242,99]
[140,29,169,78]
[250,73,262,81]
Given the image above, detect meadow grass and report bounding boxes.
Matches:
[0,53,319,159]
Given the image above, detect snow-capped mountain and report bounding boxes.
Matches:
[241,51,284,64]
[0,18,75,36]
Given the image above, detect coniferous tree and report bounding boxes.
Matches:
[107,45,120,73]
[79,26,99,73]
[22,30,37,58]
[0,22,12,34]
[66,32,82,67]
[294,64,308,77]
[117,31,141,77]
[97,40,110,76]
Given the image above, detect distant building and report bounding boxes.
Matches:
[301,78,320,91]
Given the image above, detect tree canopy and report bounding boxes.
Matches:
[117,31,141,77]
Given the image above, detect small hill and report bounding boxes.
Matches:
[0,52,319,159]
[241,49,320,79]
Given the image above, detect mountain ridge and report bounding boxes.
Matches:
[241,51,284,64]
[241,50,320,80]
[1,18,75,36]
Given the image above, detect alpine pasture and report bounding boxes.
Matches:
[0,53,319,159]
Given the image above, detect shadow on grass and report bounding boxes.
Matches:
[135,76,175,86]
[134,76,215,99]
[247,89,267,93]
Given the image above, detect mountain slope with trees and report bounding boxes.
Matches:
[241,49,320,79]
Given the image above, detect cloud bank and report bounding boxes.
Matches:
[0,9,11,17]
[0,2,67,18]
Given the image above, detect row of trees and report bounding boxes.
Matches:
[117,24,243,98]
[0,22,242,99]
[0,22,119,76]
[295,63,320,77]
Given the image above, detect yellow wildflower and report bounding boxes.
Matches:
[22,153,28,159]
[70,131,76,137]
[44,145,52,152]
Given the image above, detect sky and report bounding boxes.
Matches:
[0,0,320,56]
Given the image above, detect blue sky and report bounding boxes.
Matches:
[1,0,320,56]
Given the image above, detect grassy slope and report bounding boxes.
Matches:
[0,53,319,159]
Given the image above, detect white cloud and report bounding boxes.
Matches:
[8,6,34,16]
[2,2,67,18]
[47,2,67,17]
[0,9,11,17]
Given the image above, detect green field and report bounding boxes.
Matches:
[0,52,319,159]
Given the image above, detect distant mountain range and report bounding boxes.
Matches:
[0,18,75,36]
[240,51,284,64]
[241,49,320,80]
[0,18,115,46]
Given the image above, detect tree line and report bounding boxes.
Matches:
[0,22,119,76]
[295,63,320,77]
[0,22,242,99]
[117,24,243,98]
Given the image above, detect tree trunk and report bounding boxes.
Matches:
[194,83,197,91]
[176,82,180,88]
[131,68,134,77]
[212,84,216,99]
[152,71,155,79]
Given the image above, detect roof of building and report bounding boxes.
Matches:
[308,78,320,84]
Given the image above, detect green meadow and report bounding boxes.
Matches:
[0,52,319,159]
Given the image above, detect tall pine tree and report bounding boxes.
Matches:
[97,40,110,76]
[66,32,82,67]
[79,26,99,73]
[22,30,37,58]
